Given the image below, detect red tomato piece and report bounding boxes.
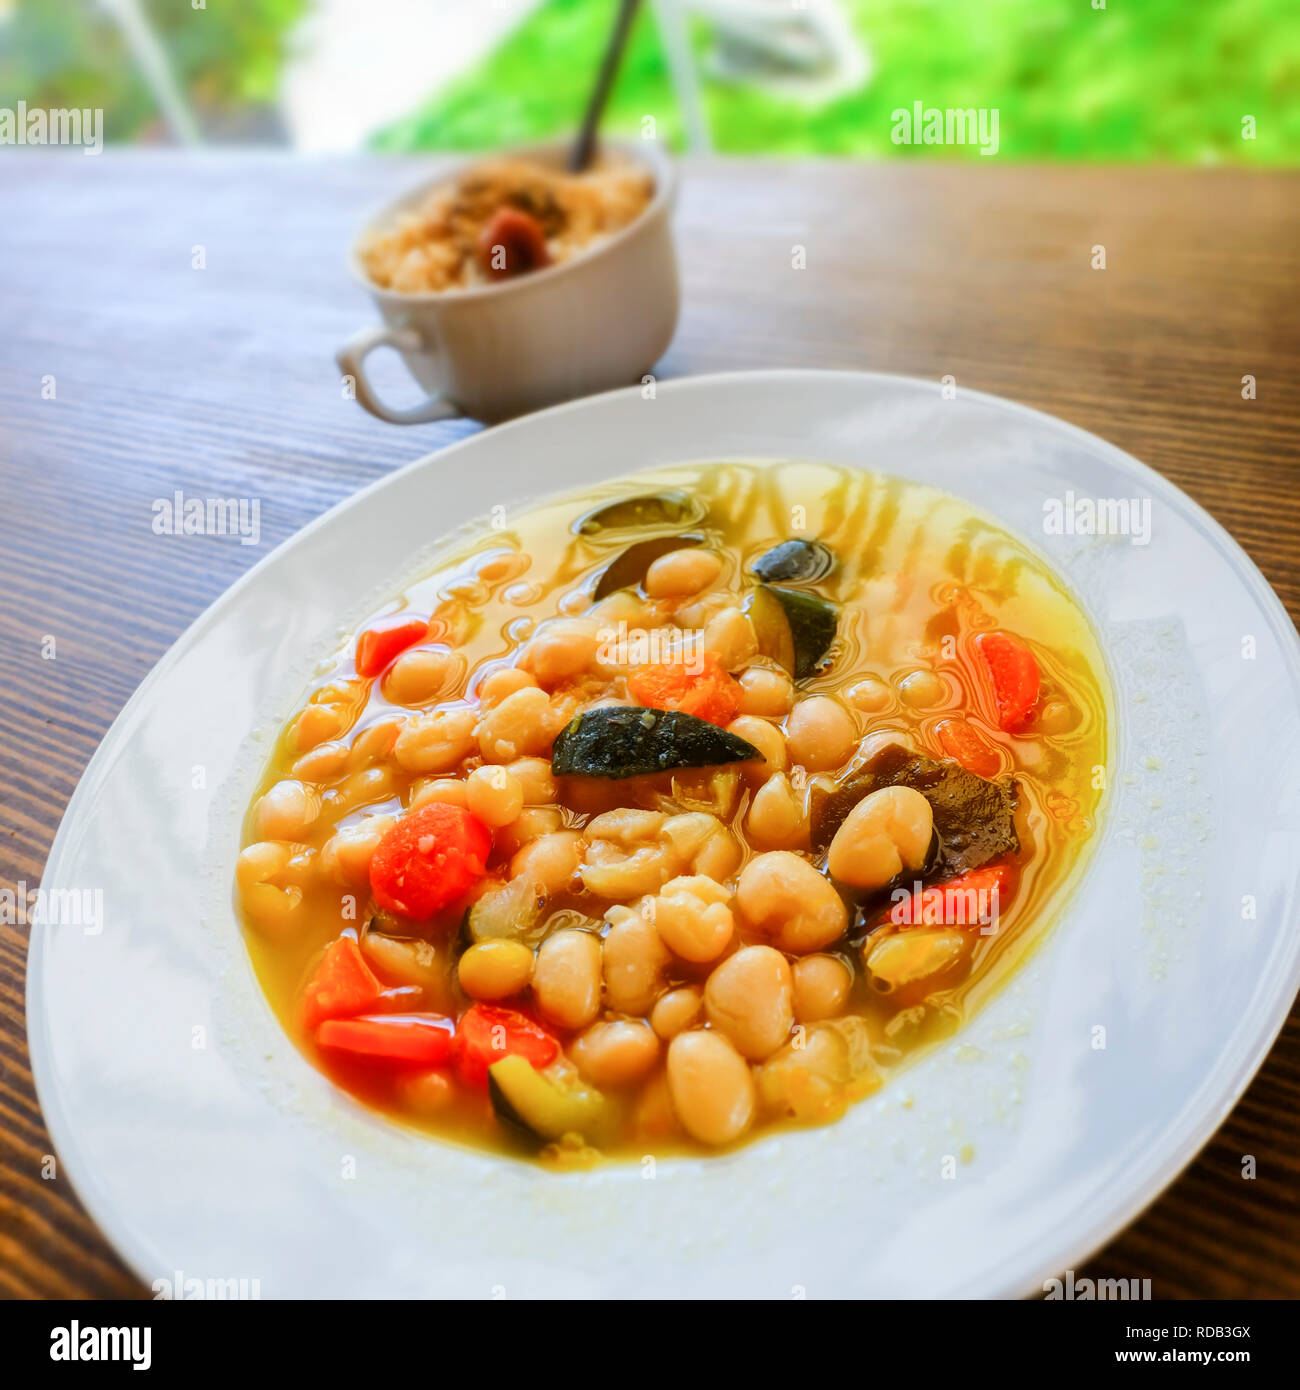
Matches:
[973,631,1041,732]
[454,1003,559,1087]
[369,803,491,921]
[934,717,1001,779]
[301,934,387,1032]
[627,651,743,727]
[889,862,1018,929]
[316,1013,455,1066]
[355,615,429,679]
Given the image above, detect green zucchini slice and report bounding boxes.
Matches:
[488,1055,608,1143]
[749,583,839,681]
[576,490,704,535]
[551,706,760,780]
[592,533,705,601]
[751,538,835,584]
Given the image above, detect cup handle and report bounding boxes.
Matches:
[336,323,464,425]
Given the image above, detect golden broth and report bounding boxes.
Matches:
[238,461,1108,1163]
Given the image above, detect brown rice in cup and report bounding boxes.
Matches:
[359,155,655,294]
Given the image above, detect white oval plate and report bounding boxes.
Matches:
[29,371,1300,1299]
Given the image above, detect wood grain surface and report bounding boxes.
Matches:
[1,153,1297,1299]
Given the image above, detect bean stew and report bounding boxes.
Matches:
[235,461,1108,1165]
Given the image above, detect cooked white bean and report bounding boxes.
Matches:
[319,815,394,887]
[236,841,304,937]
[855,730,913,764]
[392,706,477,773]
[791,954,852,1022]
[755,1025,852,1121]
[589,591,649,626]
[735,850,848,954]
[644,548,722,599]
[256,779,319,841]
[408,777,468,811]
[658,812,739,880]
[508,756,556,805]
[846,676,892,713]
[826,785,933,890]
[650,985,704,1040]
[476,666,537,705]
[580,837,676,900]
[570,1020,660,1086]
[521,617,601,686]
[491,810,559,860]
[348,717,403,768]
[290,740,349,784]
[651,875,734,963]
[704,946,794,1060]
[603,911,671,1014]
[1037,699,1076,735]
[785,696,857,772]
[465,765,524,827]
[673,592,732,631]
[657,811,712,859]
[532,929,602,1030]
[745,773,808,849]
[693,825,742,879]
[509,830,581,896]
[738,666,794,717]
[361,932,443,996]
[295,705,345,752]
[728,715,787,782]
[327,765,395,814]
[701,606,758,670]
[384,646,461,706]
[476,685,554,762]
[586,808,666,842]
[666,1031,756,1146]
[897,668,946,709]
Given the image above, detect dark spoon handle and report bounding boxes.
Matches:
[569,0,644,172]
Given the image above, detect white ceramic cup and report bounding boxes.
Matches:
[338,139,680,426]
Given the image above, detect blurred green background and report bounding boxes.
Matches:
[2,0,1296,162]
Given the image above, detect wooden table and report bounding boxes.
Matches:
[2,154,1297,1299]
